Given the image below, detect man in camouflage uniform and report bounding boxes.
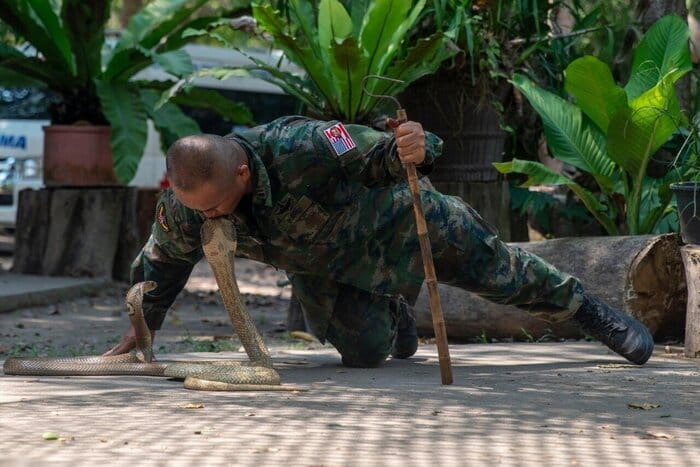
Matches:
[105,116,654,367]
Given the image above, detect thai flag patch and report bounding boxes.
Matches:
[323,122,356,156]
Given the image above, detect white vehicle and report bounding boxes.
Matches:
[0,45,299,229]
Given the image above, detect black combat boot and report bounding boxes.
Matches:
[572,294,654,365]
[391,302,418,359]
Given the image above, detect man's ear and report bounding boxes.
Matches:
[236,164,251,180]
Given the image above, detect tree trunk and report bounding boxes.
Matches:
[637,0,687,31]
[414,235,686,340]
[118,0,144,28]
[13,187,158,280]
[113,188,160,282]
[13,188,126,277]
[681,245,700,357]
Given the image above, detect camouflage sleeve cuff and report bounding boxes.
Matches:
[132,248,195,331]
[418,131,443,175]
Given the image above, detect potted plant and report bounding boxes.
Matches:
[0,0,253,186]
[494,15,693,236]
[172,0,458,125]
[670,117,700,244]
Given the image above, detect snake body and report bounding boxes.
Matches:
[3,219,292,391]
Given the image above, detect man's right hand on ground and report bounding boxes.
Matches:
[102,325,156,356]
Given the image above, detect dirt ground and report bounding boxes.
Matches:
[0,258,336,360]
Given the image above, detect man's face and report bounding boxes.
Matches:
[173,169,249,218]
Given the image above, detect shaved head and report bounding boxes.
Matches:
[166,134,247,191]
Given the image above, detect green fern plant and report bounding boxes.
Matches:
[181,0,458,123]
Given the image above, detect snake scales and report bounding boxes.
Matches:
[3,218,296,392]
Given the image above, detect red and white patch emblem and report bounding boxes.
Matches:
[323,122,356,156]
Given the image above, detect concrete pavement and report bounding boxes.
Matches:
[0,272,109,313]
[2,343,698,466]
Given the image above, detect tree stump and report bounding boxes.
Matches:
[414,234,686,340]
[680,245,700,358]
[112,188,160,282]
[13,187,158,280]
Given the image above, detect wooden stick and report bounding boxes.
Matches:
[396,108,453,385]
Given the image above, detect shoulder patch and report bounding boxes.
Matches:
[157,202,170,232]
[323,122,356,156]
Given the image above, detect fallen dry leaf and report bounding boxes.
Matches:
[289,331,317,343]
[628,403,661,410]
[182,403,205,409]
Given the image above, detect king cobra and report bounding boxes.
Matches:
[3,218,298,392]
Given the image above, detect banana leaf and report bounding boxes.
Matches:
[512,74,615,193]
[564,56,627,133]
[494,158,619,235]
[625,15,691,100]
[95,80,148,184]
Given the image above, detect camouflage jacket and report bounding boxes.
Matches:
[133,116,443,330]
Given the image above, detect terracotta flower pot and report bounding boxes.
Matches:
[43,125,119,186]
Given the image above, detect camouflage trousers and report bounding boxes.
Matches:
[291,193,585,368]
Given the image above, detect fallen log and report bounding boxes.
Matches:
[414,234,686,340]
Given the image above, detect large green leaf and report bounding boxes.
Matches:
[116,0,200,51]
[102,47,151,81]
[150,49,194,77]
[162,16,231,51]
[169,86,254,126]
[95,80,148,184]
[0,65,46,87]
[329,37,368,121]
[374,0,426,75]
[349,0,371,36]
[289,0,321,60]
[494,159,619,235]
[0,44,69,89]
[105,0,206,80]
[359,0,412,75]
[609,71,684,233]
[564,56,627,133]
[0,0,75,75]
[252,2,337,112]
[137,0,209,50]
[317,0,352,101]
[512,74,615,190]
[608,71,683,177]
[318,0,352,47]
[140,89,200,152]
[363,32,457,117]
[61,0,109,85]
[180,63,318,116]
[625,15,691,100]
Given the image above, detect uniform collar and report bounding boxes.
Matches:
[232,136,273,210]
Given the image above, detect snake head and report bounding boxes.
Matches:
[126,281,158,312]
[142,281,158,294]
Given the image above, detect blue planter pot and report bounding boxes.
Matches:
[671,182,700,244]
